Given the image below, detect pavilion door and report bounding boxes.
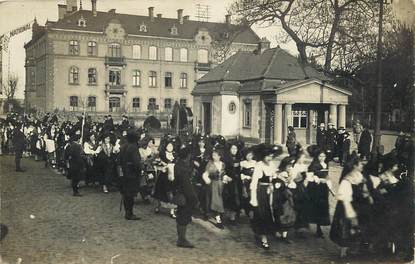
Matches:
[203,102,211,135]
[264,104,274,144]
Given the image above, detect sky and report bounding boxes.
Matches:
[0,0,414,99]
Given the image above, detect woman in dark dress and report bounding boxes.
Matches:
[249,145,280,250]
[191,135,210,218]
[273,156,297,243]
[330,154,372,258]
[240,148,256,219]
[153,139,177,218]
[223,141,243,225]
[307,150,331,238]
[97,133,115,193]
[286,126,297,157]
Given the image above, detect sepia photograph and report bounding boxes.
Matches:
[0,0,414,263]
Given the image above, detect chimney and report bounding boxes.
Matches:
[66,0,78,13]
[148,7,154,21]
[225,14,231,24]
[183,15,189,21]
[157,13,162,18]
[58,4,67,19]
[258,37,270,54]
[177,9,183,24]
[91,0,97,16]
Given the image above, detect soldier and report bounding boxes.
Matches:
[119,129,142,220]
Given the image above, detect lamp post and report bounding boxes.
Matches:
[372,0,391,154]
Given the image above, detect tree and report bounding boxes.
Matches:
[2,74,18,100]
[229,0,393,72]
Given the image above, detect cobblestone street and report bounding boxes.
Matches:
[0,156,403,264]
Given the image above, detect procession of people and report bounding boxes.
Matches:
[0,112,413,261]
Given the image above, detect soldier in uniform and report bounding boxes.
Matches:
[119,129,142,220]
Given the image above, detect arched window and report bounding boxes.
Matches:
[108,43,121,57]
[164,47,173,61]
[198,49,209,63]
[132,44,141,59]
[179,48,188,62]
[69,66,79,84]
[149,46,157,60]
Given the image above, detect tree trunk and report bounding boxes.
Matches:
[324,9,342,72]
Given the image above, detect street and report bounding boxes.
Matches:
[0,155,402,264]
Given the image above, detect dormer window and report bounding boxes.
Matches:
[78,17,87,27]
[170,25,178,35]
[139,23,147,32]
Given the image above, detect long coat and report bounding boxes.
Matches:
[12,129,26,153]
[358,130,372,156]
[316,129,327,151]
[65,141,85,180]
[119,142,142,197]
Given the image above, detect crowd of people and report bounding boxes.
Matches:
[0,112,413,261]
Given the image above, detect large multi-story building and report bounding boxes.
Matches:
[24,0,260,121]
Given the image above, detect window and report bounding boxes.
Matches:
[69,40,79,55]
[109,69,121,85]
[164,47,173,61]
[139,23,147,32]
[164,98,172,110]
[148,97,156,110]
[149,71,157,87]
[179,48,188,62]
[78,17,86,27]
[132,45,141,59]
[149,46,157,60]
[69,66,79,84]
[88,68,97,85]
[164,72,172,88]
[87,41,97,56]
[180,98,187,107]
[132,70,141,87]
[198,49,209,63]
[243,101,252,127]
[293,110,308,128]
[109,97,121,112]
[69,96,78,111]
[87,96,96,111]
[170,25,178,35]
[180,73,187,88]
[108,43,121,57]
[132,97,140,112]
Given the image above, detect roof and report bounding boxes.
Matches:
[197,47,330,83]
[48,10,260,44]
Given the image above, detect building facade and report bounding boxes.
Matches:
[24,0,260,122]
[193,45,352,145]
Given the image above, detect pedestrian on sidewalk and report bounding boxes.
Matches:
[174,145,198,248]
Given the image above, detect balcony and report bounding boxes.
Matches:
[194,61,212,71]
[105,84,127,96]
[104,56,126,67]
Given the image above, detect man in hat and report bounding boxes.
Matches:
[316,123,327,151]
[336,127,346,161]
[119,129,142,220]
[121,115,130,131]
[65,131,86,196]
[12,123,26,172]
[326,123,338,161]
[103,115,114,132]
[340,132,351,166]
[174,145,198,248]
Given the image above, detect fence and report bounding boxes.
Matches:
[347,112,412,132]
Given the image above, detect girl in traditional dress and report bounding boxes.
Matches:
[202,149,229,229]
[330,153,372,258]
[291,150,311,236]
[240,148,256,219]
[154,139,177,218]
[191,135,210,218]
[224,142,243,225]
[307,149,331,238]
[249,145,279,249]
[83,133,100,186]
[98,134,115,193]
[139,137,158,203]
[273,156,297,243]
